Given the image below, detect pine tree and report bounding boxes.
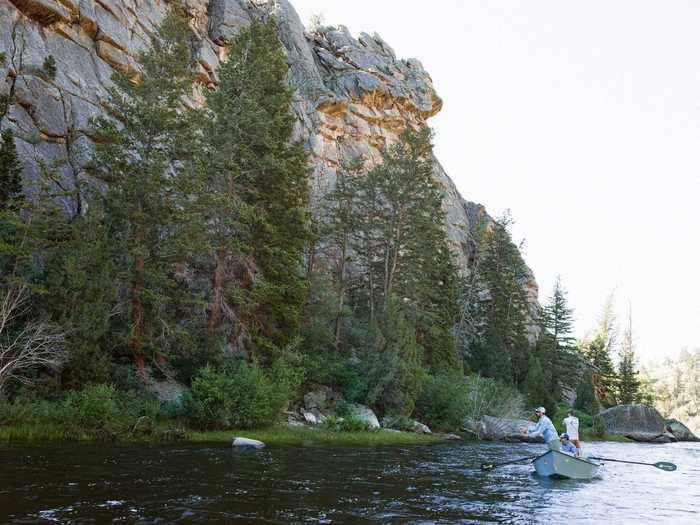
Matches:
[574,368,600,414]
[89,12,204,373]
[348,127,461,371]
[321,156,364,350]
[581,293,620,406]
[0,129,22,209]
[204,19,310,356]
[582,335,618,407]
[540,276,579,397]
[522,354,557,417]
[618,305,641,404]
[467,213,530,385]
[366,297,426,416]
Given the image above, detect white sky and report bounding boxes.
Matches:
[291,0,700,361]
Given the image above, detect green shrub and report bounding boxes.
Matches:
[184,359,299,430]
[332,360,369,404]
[111,365,146,393]
[592,414,607,437]
[62,344,112,390]
[414,374,470,431]
[63,384,117,429]
[321,412,372,433]
[115,390,160,420]
[0,398,64,426]
[463,374,525,420]
[160,398,186,419]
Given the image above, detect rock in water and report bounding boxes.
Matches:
[599,405,676,443]
[232,437,265,449]
[666,419,700,442]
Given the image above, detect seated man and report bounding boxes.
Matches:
[559,433,578,455]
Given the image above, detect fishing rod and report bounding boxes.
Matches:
[481,452,546,471]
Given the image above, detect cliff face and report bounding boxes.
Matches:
[0,0,538,313]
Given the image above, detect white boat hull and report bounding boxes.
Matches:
[533,450,600,479]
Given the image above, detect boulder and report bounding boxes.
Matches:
[598,404,671,442]
[381,416,431,434]
[303,389,327,410]
[301,410,319,425]
[349,403,380,430]
[666,419,700,442]
[232,437,265,449]
[463,416,543,443]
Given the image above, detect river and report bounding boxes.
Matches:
[1,440,698,524]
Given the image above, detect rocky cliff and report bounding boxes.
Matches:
[0,0,538,308]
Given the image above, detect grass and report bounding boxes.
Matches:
[0,423,442,446]
[0,423,93,443]
[187,426,442,446]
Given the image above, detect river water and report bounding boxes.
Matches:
[1,440,698,524]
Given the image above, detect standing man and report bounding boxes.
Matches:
[522,406,559,451]
[563,411,581,451]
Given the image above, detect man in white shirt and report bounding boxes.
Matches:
[563,411,580,451]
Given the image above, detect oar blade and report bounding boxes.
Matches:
[481,463,495,471]
[654,462,677,472]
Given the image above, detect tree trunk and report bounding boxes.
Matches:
[334,237,348,350]
[131,255,146,378]
[208,248,227,336]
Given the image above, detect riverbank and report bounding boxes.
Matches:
[0,423,443,446]
[0,421,632,447]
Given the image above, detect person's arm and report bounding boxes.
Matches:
[528,418,544,437]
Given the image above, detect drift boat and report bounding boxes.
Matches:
[533,450,600,479]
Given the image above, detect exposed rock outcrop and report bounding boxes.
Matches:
[599,405,677,443]
[0,1,539,328]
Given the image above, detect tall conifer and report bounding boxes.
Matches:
[204,19,310,356]
[90,12,203,372]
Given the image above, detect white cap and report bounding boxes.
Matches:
[535,406,546,414]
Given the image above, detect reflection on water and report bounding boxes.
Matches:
[0,440,698,524]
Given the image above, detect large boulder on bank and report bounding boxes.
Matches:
[599,405,676,443]
[666,419,700,442]
[349,404,381,430]
[463,416,544,443]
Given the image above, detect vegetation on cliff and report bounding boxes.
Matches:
[0,9,659,442]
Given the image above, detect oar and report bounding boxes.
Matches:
[481,453,542,471]
[589,457,677,472]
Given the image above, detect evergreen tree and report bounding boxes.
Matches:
[349,128,461,371]
[0,129,22,209]
[321,156,364,350]
[365,297,426,416]
[467,213,530,385]
[574,368,600,414]
[522,354,557,417]
[582,335,618,407]
[540,276,579,398]
[581,293,620,406]
[618,305,641,404]
[204,19,310,356]
[90,12,204,373]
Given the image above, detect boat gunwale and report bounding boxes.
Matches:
[532,449,600,467]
